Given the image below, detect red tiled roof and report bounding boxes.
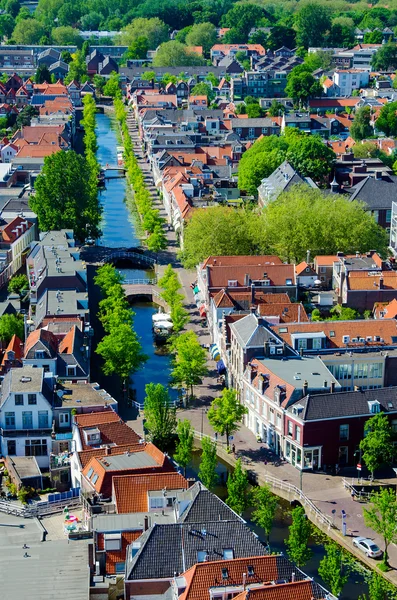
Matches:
[211,44,266,55]
[233,581,325,600]
[249,359,295,408]
[74,410,120,428]
[202,256,283,268]
[58,325,76,354]
[1,334,23,367]
[347,271,397,291]
[24,328,58,358]
[113,472,188,513]
[257,303,308,323]
[309,98,361,108]
[374,298,397,319]
[79,420,142,451]
[1,216,32,243]
[208,264,295,289]
[97,530,141,574]
[17,144,61,158]
[295,261,315,276]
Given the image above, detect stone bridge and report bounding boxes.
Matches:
[122,281,168,309]
[104,251,156,269]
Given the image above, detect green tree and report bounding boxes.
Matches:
[51,25,81,46]
[222,4,266,41]
[61,50,73,64]
[268,100,285,117]
[141,70,156,81]
[295,3,331,49]
[96,322,147,379]
[0,14,15,39]
[171,331,208,399]
[318,543,349,597]
[237,135,289,195]
[352,141,379,158]
[363,488,397,569]
[285,71,322,105]
[207,388,247,450]
[364,30,383,44]
[16,105,37,128]
[285,506,313,567]
[286,134,335,183]
[29,150,101,242]
[372,43,397,71]
[64,50,88,84]
[174,419,194,476]
[8,274,28,295]
[252,485,278,545]
[246,103,264,118]
[93,75,105,94]
[175,26,192,44]
[95,264,124,295]
[35,64,51,84]
[367,572,388,600]
[360,413,395,480]
[5,0,20,18]
[0,313,24,343]
[119,17,169,50]
[185,22,217,55]
[198,436,218,489]
[12,18,45,43]
[190,82,214,104]
[376,101,397,137]
[126,36,149,60]
[266,26,296,51]
[153,41,206,67]
[262,186,388,263]
[147,228,167,253]
[226,458,250,516]
[350,106,373,141]
[143,383,177,451]
[80,11,103,31]
[103,71,121,98]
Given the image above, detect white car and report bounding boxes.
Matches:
[352,537,383,559]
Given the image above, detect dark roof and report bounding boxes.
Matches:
[177,482,242,523]
[126,520,267,580]
[288,386,397,421]
[349,175,397,209]
[231,118,278,128]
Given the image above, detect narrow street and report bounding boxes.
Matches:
[124,109,397,581]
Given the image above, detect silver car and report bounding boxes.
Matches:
[352,537,383,559]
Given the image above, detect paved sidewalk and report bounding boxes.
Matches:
[126,110,397,579]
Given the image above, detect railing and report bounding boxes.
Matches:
[104,251,156,266]
[0,493,81,518]
[0,427,52,438]
[123,278,157,285]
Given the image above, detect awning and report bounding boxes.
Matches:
[210,344,220,360]
[193,286,199,295]
[199,305,207,317]
[217,359,226,374]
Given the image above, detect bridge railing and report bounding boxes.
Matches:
[105,251,156,266]
[123,278,157,285]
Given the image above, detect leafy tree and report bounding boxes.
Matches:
[328,23,355,48]
[252,485,278,544]
[93,74,105,94]
[226,459,250,516]
[35,64,51,84]
[64,50,88,84]
[153,41,206,67]
[143,383,177,450]
[29,150,101,242]
[238,135,289,195]
[12,18,45,43]
[8,274,28,295]
[158,264,188,332]
[329,305,359,320]
[222,4,266,40]
[352,141,379,158]
[96,322,147,380]
[350,106,373,141]
[95,264,124,295]
[57,2,81,27]
[285,506,313,567]
[174,419,194,476]
[363,488,397,568]
[205,72,219,88]
[80,11,103,31]
[285,71,322,105]
[367,572,388,600]
[246,103,265,118]
[175,26,192,44]
[360,413,395,480]
[0,14,15,39]
[16,105,37,128]
[141,70,156,81]
[0,313,24,343]
[126,36,149,60]
[185,22,217,55]
[364,30,383,44]
[180,207,265,269]
[198,436,218,489]
[372,43,397,71]
[266,26,296,51]
[147,228,167,252]
[5,0,20,18]
[295,3,331,49]
[61,50,73,64]
[286,133,335,183]
[262,185,388,263]
[268,100,285,117]
[208,388,247,450]
[119,17,169,50]
[51,25,81,46]
[376,101,397,137]
[171,330,208,399]
[191,82,214,104]
[103,71,122,98]
[318,543,349,597]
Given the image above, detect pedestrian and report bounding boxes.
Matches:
[214,432,218,442]
[232,443,236,454]
[351,489,355,501]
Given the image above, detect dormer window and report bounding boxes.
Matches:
[368,400,380,414]
[222,548,234,559]
[197,550,207,562]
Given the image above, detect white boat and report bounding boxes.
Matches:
[152,312,172,324]
[154,320,173,331]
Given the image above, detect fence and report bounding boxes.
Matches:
[0,489,81,518]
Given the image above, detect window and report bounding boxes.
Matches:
[223,549,234,559]
[38,411,48,428]
[340,424,349,441]
[295,425,301,443]
[386,209,392,223]
[269,407,275,425]
[320,267,326,273]
[276,412,281,429]
[92,473,99,484]
[104,533,121,551]
[248,128,255,138]
[15,394,23,405]
[261,128,268,134]
[5,412,15,429]
[287,420,293,436]
[22,411,33,429]
[197,550,207,562]
[7,440,16,455]
[25,439,47,457]
[115,562,125,574]
[87,467,94,479]
[312,338,322,350]
[149,497,163,509]
[297,338,307,351]
[28,394,37,405]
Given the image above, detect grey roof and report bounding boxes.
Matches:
[37,48,61,61]
[126,520,267,580]
[48,60,69,72]
[258,160,317,203]
[177,482,242,523]
[349,175,397,210]
[288,386,397,421]
[231,118,278,128]
[93,511,176,532]
[8,456,41,479]
[230,313,277,349]
[101,452,158,471]
[121,66,225,81]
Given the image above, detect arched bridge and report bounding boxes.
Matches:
[122,280,168,309]
[104,251,156,268]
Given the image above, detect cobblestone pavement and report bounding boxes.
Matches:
[126,110,397,580]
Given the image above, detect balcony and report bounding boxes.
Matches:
[50,452,71,471]
[0,427,52,438]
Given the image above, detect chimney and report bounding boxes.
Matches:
[105,445,110,455]
[144,515,149,531]
[244,273,250,286]
[330,381,335,393]
[379,277,384,289]
[330,176,339,194]
[251,283,255,304]
[302,380,308,396]
[336,251,344,257]
[306,249,310,264]
[291,573,296,583]
[242,573,247,590]
[263,272,268,279]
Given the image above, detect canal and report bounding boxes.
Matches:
[95,112,174,405]
[95,111,369,599]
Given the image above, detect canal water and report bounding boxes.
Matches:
[187,452,369,600]
[95,112,174,405]
[95,112,369,599]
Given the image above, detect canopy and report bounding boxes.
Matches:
[210,344,220,360]
[193,286,199,295]
[216,359,226,374]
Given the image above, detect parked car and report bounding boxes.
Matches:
[352,537,383,559]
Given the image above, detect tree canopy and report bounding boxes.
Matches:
[360,412,395,479]
[119,17,169,49]
[226,459,250,516]
[208,388,247,450]
[350,106,374,141]
[143,383,177,451]
[153,41,206,67]
[295,3,331,49]
[376,101,397,137]
[185,22,217,55]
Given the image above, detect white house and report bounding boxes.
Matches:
[333,69,370,95]
[0,366,55,468]
[0,142,18,163]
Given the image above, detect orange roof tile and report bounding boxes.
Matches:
[17,144,61,158]
[58,325,76,354]
[202,255,283,268]
[257,303,308,323]
[208,264,295,288]
[1,216,32,243]
[74,410,120,428]
[1,334,23,367]
[233,581,325,600]
[374,298,397,319]
[211,44,266,55]
[347,271,397,291]
[113,472,188,513]
[24,328,57,358]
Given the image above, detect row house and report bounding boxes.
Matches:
[210,44,266,65]
[0,215,36,289]
[230,117,280,140]
[231,71,288,100]
[257,160,317,208]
